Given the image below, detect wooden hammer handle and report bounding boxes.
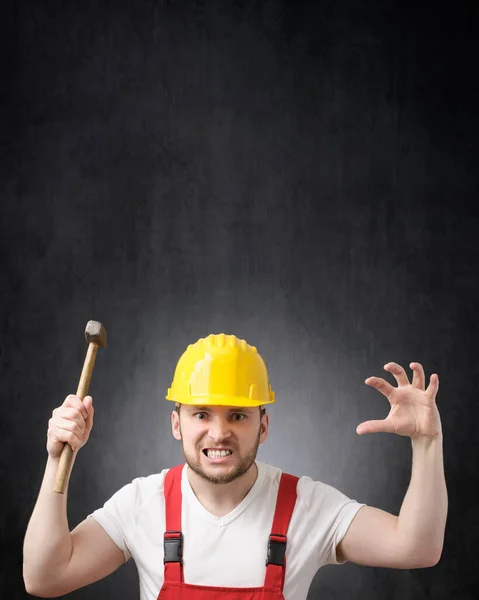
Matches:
[53,343,99,493]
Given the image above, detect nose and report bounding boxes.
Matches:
[207,415,232,443]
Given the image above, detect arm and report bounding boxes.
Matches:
[23,395,125,597]
[23,454,76,593]
[397,433,447,562]
[23,454,125,597]
[337,433,447,568]
[336,362,447,569]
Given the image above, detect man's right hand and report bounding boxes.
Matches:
[47,395,94,457]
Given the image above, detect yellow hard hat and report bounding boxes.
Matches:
[166,333,275,407]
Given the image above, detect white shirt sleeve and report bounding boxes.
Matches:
[297,476,366,566]
[87,480,139,562]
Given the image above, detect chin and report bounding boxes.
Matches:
[184,450,254,485]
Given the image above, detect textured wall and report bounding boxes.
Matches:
[2,1,478,598]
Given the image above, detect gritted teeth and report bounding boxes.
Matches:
[203,449,233,458]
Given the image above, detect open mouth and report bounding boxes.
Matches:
[202,449,233,461]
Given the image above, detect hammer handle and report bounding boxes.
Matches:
[53,343,99,493]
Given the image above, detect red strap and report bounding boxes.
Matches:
[163,464,184,583]
[264,472,299,591]
[163,465,299,591]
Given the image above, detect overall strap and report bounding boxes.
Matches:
[264,472,299,591]
[163,464,184,583]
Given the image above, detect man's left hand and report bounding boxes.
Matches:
[356,362,442,439]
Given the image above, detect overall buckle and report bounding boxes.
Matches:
[164,530,183,565]
[266,533,287,566]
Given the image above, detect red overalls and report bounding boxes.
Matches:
[157,464,299,600]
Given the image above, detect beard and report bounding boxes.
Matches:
[180,425,261,485]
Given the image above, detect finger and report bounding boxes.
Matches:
[384,362,409,386]
[426,373,439,398]
[410,362,425,389]
[55,406,86,429]
[365,376,395,398]
[52,416,85,440]
[356,419,396,435]
[83,396,94,432]
[62,395,88,420]
[49,420,84,450]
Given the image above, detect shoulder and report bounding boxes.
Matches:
[257,462,346,499]
[282,469,365,521]
[296,475,354,505]
[259,463,352,502]
[89,466,181,517]
[287,472,366,566]
[256,460,282,485]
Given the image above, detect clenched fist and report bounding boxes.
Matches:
[47,395,94,458]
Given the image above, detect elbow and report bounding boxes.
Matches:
[411,549,443,569]
[23,572,64,598]
[24,579,47,598]
[404,536,444,569]
[23,565,40,597]
[415,556,440,569]
[24,582,64,598]
[423,541,445,568]
[23,567,42,597]
[24,579,50,598]
[423,551,443,568]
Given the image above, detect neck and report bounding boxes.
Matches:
[187,462,259,516]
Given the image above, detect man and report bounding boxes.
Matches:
[23,333,447,599]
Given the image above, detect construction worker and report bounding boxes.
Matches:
[23,333,447,599]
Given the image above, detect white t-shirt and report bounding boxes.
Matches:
[88,461,366,600]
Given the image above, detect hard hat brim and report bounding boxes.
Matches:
[165,394,275,407]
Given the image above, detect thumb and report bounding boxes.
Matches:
[83,395,94,430]
[356,419,395,435]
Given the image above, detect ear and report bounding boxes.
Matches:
[171,410,182,441]
[259,412,269,444]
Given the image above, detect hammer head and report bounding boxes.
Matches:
[84,320,107,348]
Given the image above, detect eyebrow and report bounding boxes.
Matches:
[192,406,251,413]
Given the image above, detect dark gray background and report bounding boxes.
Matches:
[1,0,478,598]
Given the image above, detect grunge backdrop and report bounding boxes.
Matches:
[1,1,478,598]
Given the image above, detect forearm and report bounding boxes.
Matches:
[396,434,448,563]
[23,453,77,591]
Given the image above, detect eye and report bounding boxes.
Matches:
[231,413,246,421]
[194,412,207,420]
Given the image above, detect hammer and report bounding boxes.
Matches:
[53,320,107,494]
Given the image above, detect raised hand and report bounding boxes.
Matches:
[356,362,442,440]
[47,395,94,457]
